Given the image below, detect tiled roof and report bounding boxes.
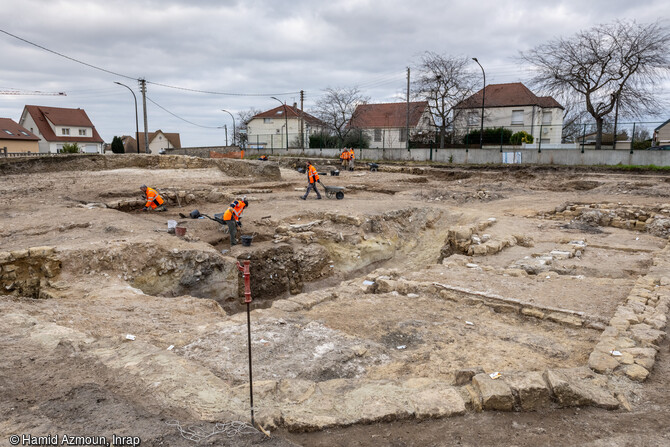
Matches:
[0,118,39,141]
[23,105,104,143]
[349,101,429,128]
[455,83,563,110]
[252,105,325,126]
[137,130,182,152]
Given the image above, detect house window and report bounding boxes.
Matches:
[79,129,87,136]
[20,131,30,136]
[62,128,70,135]
[3,129,12,135]
[541,138,550,144]
[374,129,382,142]
[542,111,552,125]
[467,112,478,126]
[264,118,273,124]
[511,110,524,125]
[399,128,407,142]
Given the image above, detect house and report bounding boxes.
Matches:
[0,118,40,153]
[578,131,631,149]
[19,105,104,154]
[247,104,326,149]
[653,119,670,146]
[453,83,564,145]
[348,101,435,149]
[136,130,181,154]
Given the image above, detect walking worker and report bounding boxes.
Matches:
[301,161,322,200]
[140,185,167,212]
[222,197,248,245]
[340,147,350,169]
[348,147,355,171]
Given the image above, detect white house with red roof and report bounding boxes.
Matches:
[349,101,435,149]
[247,104,326,149]
[454,83,564,144]
[19,105,104,154]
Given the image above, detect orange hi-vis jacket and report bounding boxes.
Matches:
[307,164,319,184]
[233,200,246,220]
[340,149,350,160]
[224,200,246,221]
[348,148,355,160]
[144,187,164,209]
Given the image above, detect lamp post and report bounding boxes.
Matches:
[271,96,289,149]
[221,109,236,146]
[472,58,486,149]
[114,81,140,153]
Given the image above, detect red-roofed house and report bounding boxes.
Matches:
[349,101,434,149]
[454,83,564,144]
[136,130,181,154]
[247,104,326,149]
[0,118,40,153]
[19,105,104,153]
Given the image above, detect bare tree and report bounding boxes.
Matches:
[522,20,670,149]
[236,108,262,147]
[412,52,477,148]
[313,87,369,143]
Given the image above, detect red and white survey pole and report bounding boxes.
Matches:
[236,260,254,427]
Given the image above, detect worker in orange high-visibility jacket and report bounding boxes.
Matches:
[223,198,248,245]
[301,161,322,200]
[348,148,355,171]
[140,185,167,211]
[340,148,350,168]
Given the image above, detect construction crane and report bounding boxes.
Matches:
[0,90,66,96]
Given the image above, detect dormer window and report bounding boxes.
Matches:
[62,128,70,135]
[79,129,87,136]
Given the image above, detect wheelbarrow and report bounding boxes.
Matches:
[322,184,345,200]
[180,209,225,224]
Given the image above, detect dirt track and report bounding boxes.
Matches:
[1,154,669,446]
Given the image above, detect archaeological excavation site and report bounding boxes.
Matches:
[1,154,670,446]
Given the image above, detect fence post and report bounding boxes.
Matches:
[465,131,469,153]
[2,147,6,157]
[581,124,586,154]
[538,124,543,153]
[500,128,503,153]
[630,122,636,154]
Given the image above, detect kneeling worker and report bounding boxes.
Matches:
[140,185,167,211]
[223,198,248,245]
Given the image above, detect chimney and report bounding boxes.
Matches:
[293,102,298,110]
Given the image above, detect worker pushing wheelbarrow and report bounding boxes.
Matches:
[301,160,345,200]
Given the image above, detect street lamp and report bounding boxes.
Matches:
[270,96,289,149]
[114,81,139,153]
[472,58,486,149]
[221,109,236,146]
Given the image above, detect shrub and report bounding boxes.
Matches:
[462,127,513,145]
[111,136,125,154]
[60,143,80,153]
[510,131,534,145]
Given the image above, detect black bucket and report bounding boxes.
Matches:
[240,235,253,247]
[330,170,340,176]
[190,209,201,219]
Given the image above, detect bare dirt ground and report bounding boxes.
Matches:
[1,154,669,446]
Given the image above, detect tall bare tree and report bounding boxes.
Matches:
[313,87,369,143]
[236,108,261,147]
[412,52,477,148]
[522,20,670,149]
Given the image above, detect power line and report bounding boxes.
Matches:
[0,28,301,98]
[146,96,221,129]
[0,29,136,81]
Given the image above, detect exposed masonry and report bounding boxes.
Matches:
[540,202,670,236]
[0,246,61,299]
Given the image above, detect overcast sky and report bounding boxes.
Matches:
[1,0,668,147]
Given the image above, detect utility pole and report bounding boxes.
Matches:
[139,78,150,154]
[300,90,305,150]
[406,67,410,151]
